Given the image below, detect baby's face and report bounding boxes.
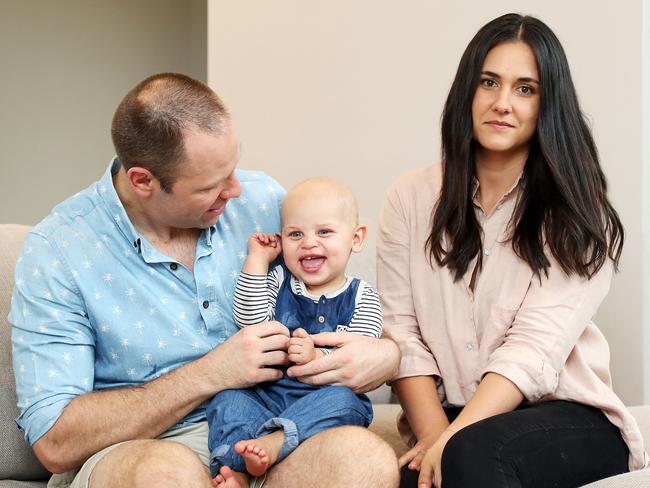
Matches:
[281,195,361,295]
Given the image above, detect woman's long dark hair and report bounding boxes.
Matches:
[426,13,624,280]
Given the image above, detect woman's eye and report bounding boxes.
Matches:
[480,78,497,88]
[517,85,535,95]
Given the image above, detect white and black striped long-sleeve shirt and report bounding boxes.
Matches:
[233,265,383,338]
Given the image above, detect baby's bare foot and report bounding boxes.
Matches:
[235,430,285,477]
[212,466,249,488]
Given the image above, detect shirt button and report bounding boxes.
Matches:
[170,263,178,271]
[466,343,474,351]
[318,315,325,324]
[202,300,209,309]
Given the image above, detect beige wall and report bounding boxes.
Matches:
[0,0,207,225]
[208,1,648,404]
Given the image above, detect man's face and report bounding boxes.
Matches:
[153,126,241,230]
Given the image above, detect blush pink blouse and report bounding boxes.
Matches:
[377,163,647,470]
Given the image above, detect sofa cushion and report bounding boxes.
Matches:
[0,224,49,480]
[0,482,47,488]
[369,403,408,458]
[580,469,650,488]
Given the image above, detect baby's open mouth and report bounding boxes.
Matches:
[300,255,326,272]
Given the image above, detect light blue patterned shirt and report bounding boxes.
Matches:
[9,158,285,445]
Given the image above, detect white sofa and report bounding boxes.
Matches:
[1,223,649,487]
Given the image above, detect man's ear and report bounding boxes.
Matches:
[351,224,367,253]
[127,167,157,198]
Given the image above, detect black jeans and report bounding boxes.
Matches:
[400,401,629,488]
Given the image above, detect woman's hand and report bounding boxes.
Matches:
[418,428,455,488]
[398,433,438,471]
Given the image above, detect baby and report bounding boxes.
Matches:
[206,177,383,487]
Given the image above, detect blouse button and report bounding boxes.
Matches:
[318,315,325,324]
[484,249,490,256]
[466,343,474,351]
[202,300,209,309]
[170,263,178,271]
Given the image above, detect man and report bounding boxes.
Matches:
[10,73,400,488]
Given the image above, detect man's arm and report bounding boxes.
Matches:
[286,332,400,393]
[33,322,289,473]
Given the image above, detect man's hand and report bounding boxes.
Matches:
[32,321,291,473]
[288,327,320,365]
[247,233,282,263]
[286,333,400,393]
[198,321,290,392]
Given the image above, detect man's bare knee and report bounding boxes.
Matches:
[343,426,400,487]
[266,426,399,488]
[90,439,211,488]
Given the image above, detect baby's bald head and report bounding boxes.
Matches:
[279,177,366,293]
[281,177,359,227]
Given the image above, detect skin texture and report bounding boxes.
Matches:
[32,126,292,477]
[279,179,397,394]
[280,177,366,296]
[119,126,242,234]
[215,178,372,484]
[393,376,449,472]
[471,42,540,169]
[471,41,541,214]
[263,426,400,488]
[242,177,367,366]
[89,440,213,488]
[397,41,541,488]
[213,432,285,487]
[33,320,292,476]
[33,128,400,486]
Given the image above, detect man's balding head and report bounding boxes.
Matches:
[111,73,230,192]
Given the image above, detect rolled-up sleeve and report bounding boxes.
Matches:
[377,182,440,381]
[483,255,613,402]
[10,232,95,445]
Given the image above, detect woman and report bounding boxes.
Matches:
[377,13,647,488]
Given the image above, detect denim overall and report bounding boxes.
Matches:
[207,271,374,475]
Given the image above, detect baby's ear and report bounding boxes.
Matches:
[351,225,367,253]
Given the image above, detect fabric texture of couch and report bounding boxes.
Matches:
[1,223,650,487]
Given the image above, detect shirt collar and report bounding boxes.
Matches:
[471,172,525,209]
[97,157,217,262]
[291,274,354,300]
[97,157,143,253]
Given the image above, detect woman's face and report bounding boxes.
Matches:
[471,41,540,159]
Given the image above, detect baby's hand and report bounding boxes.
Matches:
[247,233,282,263]
[288,328,318,365]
